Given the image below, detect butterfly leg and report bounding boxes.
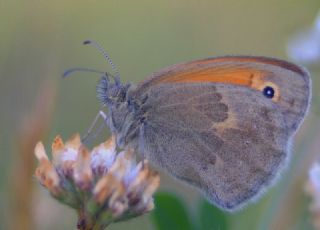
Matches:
[81,110,109,144]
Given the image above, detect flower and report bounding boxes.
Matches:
[287,11,320,64]
[305,162,320,229]
[34,134,160,230]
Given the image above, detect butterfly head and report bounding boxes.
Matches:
[96,73,130,107]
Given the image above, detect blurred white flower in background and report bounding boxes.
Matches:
[306,162,320,230]
[309,163,320,193]
[287,11,320,64]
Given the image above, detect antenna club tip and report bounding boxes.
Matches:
[83,40,92,45]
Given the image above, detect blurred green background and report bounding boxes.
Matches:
[1,0,320,229]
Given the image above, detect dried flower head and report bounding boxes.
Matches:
[34,134,160,230]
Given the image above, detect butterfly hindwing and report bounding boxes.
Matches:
[137,82,288,210]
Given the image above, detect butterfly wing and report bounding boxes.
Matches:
[136,56,310,132]
[136,82,289,211]
[129,56,310,211]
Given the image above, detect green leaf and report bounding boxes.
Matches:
[151,192,195,230]
[198,200,228,230]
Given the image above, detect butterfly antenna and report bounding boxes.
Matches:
[83,40,120,82]
[62,67,106,78]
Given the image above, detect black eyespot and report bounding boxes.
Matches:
[263,86,275,99]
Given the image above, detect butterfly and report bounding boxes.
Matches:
[71,41,311,211]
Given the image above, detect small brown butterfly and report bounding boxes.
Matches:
[72,41,311,211]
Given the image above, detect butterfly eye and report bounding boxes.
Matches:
[263,86,275,99]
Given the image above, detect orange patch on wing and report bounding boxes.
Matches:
[157,67,281,102]
[139,56,295,103]
[156,65,267,92]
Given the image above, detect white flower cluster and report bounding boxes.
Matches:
[34,134,159,229]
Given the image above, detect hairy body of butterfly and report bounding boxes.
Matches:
[96,56,311,211]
